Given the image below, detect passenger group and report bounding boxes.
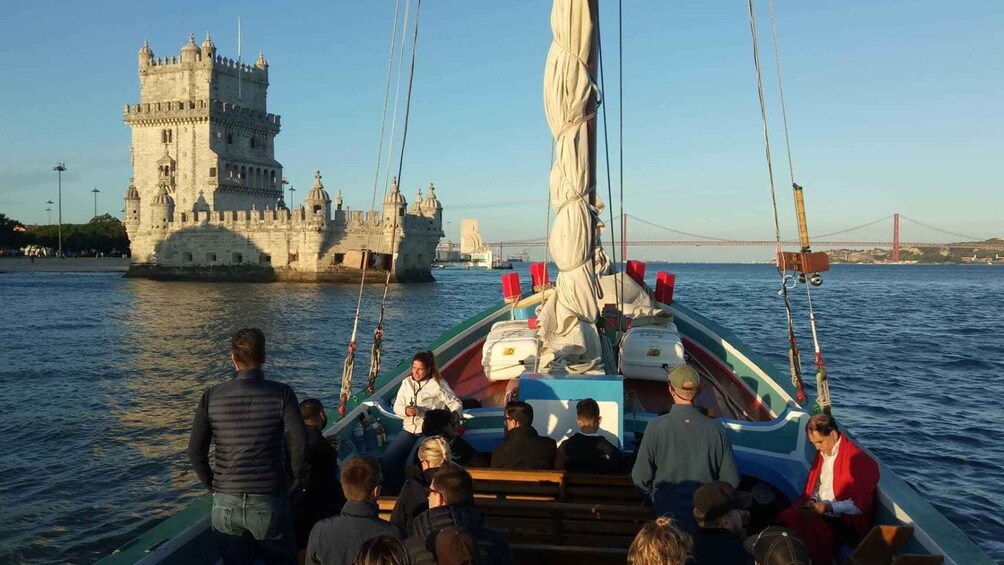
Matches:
[188,328,880,565]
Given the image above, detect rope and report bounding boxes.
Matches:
[339,0,405,416]
[371,0,423,395]
[596,12,622,337]
[748,0,808,406]
[618,0,626,336]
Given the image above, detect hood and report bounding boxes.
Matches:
[411,503,484,540]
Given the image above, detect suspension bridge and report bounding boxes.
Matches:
[469,213,1003,260]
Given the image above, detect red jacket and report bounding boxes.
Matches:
[797,434,880,536]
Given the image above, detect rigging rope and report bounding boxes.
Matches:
[747,0,808,407]
[339,0,411,414]
[370,0,423,394]
[596,11,623,338]
[768,0,829,413]
[618,0,626,331]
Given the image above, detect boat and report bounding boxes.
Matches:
[98,2,994,564]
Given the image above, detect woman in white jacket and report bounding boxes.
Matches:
[381,351,462,493]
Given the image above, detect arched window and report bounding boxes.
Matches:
[250,137,256,148]
[227,133,233,144]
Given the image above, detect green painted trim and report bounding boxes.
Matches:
[95,495,212,565]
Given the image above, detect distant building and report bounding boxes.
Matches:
[122,34,443,282]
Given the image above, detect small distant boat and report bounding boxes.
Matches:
[490,258,513,270]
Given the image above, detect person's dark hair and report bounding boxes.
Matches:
[231,328,266,368]
[431,465,474,506]
[576,398,600,421]
[806,413,839,436]
[300,398,324,424]
[341,456,382,502]
[504,401,533,428]
[413,350,442,382]
[353,535,412,565]
[422,408,453,436]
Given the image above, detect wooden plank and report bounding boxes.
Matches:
[470,468,565,483]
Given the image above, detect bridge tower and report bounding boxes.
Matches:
[892,213,900,262]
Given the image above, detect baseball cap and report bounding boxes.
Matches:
[744,526,811,565]
[693,481,753,523]
[668,365,701,399]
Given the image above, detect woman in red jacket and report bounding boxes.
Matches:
[779,414,880,565]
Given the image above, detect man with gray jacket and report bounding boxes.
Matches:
[188,328,307,564]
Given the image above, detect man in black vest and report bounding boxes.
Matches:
[188,328,307,564]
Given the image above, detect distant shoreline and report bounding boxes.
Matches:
[0,257,130,273]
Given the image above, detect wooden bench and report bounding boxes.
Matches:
[377,468,651,564]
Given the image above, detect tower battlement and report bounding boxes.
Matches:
[124,34,444,283]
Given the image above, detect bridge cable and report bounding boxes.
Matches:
[340,0,407,415]
[768,0,827,413]
[899,214,984,243]
[747,0,810,408]
[814,214,894,239]
[626,214,732,242]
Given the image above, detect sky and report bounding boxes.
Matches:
[1,1,1002,261]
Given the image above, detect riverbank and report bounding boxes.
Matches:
[0,257,130,273]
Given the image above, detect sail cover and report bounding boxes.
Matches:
[537,0,611,373]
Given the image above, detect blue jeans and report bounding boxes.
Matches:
[380,430,418,495]
[212,492,296,565]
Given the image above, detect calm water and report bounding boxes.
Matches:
[0,264,1002,563]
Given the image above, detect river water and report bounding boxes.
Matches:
[0,264,1001,563]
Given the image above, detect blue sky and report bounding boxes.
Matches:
[1,1,1001,261]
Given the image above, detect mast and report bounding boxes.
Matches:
[536,0,609,374]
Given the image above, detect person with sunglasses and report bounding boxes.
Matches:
[405,466,513,565]
[306,457,402,565]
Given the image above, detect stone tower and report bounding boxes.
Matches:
[123,33,283,232]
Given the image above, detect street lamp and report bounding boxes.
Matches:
[91,187,100,219]
[282,177,294,206]
[53,163,67,258]
[46,200,53,224]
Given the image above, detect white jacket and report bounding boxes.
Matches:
[393,376,462,434]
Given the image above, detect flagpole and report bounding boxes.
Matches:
[237,17,242,101]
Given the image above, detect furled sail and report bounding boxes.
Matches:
[536,0,611,373]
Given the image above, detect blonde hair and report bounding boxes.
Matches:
[417,436,452,468]
[627,517,693,565]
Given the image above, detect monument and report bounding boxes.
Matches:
[122,34,443,282]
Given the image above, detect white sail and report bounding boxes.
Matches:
[536,0,611,373]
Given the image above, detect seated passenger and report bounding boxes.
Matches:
[291,398,346,555]
[306,456,401,565]
[627,517,693,565]
[413,408,477,468]
[554,398,623,473]
[405,465,514,565]
[744,526,811,565]
[690,482,753,565]
[352,535,411,565]
[391,436,452,532]
[490,401,557,470]
[778,414,879,565]
[383,351,463,495]
[631,365,739,532]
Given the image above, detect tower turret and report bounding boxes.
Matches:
[150,185,175,227]
[255,51,269,70]
[410,188,424,213]
[305,170,331,224]
[124,178,141,227]
[334,188,343,210]
[138,39,153,68]
[201,32,216,60]
[422,182,442,221]
[383,176,407,225]
[180,33,199,64]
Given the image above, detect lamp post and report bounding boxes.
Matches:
[53,163,67,258]
[282,177,294,206]
[46,200,53,224]
[91,187,100,219]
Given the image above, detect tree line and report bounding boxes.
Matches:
[0,213,130,256]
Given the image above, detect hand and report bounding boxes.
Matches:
[405,406,417,417]
[803,501,829,515]
[449,411,461,426]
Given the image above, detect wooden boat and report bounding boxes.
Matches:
[98,2,995,564]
